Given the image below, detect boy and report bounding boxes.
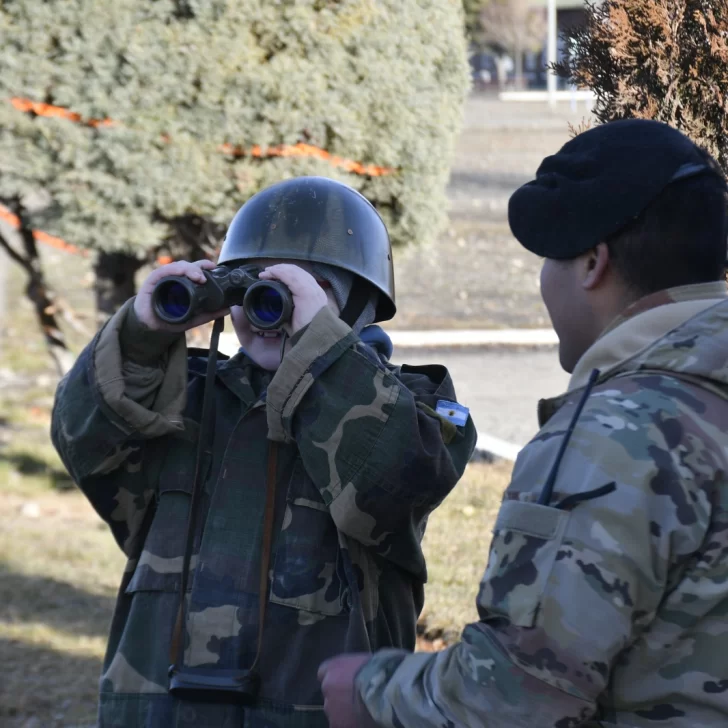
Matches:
[51,176,476,727]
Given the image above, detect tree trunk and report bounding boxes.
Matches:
[495,55,508,90]
[94,251,144,325]
[161,213,225,262]
[0,199,75,377]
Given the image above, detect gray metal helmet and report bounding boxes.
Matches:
[217,176,396,322]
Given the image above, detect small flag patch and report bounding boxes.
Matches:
[436,400,469,427]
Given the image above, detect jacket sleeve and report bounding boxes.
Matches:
[266,307,477,580]
[352,375,715,726]
[51,299,189,555]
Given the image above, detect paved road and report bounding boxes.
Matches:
[393,346,570,450]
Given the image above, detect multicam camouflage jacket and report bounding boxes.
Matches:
[354,281,728,728]
[51,301,476,728]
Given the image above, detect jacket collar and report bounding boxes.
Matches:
[538,281,728,426]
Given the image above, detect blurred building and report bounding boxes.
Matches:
[472,0,598,91]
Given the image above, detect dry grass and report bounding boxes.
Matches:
[419,461,510,646]
[0,457,509,726]
[0,399,510,725]
[0,248,120,727]
[0,491,125,727]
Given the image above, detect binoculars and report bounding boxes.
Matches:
[151,264,293,330]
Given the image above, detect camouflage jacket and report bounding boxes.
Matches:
[51,302,476,728]
[354,281,728,727]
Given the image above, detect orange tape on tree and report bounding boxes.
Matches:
[11,97,395,175]
[4,96,395,261]
[0,204,88,257]
[10,97,114,128]
[0,204,177,264]
[220,142,393,177]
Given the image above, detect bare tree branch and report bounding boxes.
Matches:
[0,231,31,272]
[1,197,75,376]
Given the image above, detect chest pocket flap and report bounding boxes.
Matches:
[270,459,348,617]
[125,439,198,594]
[477,499,571,628]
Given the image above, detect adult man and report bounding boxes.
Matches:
[319,120,728,727]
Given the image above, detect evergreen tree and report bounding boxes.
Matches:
[0,0,471,320]
[556,0,728,170]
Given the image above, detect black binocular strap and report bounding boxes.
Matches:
[169,316,278,682]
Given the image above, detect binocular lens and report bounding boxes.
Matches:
[157,280,192,321]
[248,286,285,325]
[151,268,291,328]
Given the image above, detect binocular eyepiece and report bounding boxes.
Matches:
[151,264,293,330]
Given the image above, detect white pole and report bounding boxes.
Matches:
[547,0,558,108]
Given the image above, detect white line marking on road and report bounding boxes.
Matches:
[218,329,558,353]
[476,432,522,462]
[216,332,532,464]
[388,329,558,347]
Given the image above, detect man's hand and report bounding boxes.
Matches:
[318,654,373,728]
[258,263,329,336]
[134,259,229,333]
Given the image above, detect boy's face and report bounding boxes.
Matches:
[230,258,340,371]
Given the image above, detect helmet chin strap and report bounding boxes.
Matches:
[338,277,370,328]
[273,277,368,368]
[278,329,289,366]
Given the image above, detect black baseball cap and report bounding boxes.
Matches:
[508,119,727,259]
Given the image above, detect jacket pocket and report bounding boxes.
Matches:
[477,499,570,628]
[269,459,349,617]
[125,445,197,595]
[108,480,192,695]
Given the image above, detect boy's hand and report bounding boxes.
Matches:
[258,264,330,335]
[134,260,230,333]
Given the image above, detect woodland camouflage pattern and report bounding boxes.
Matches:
[355,282,728,727]
[51,302,476,727]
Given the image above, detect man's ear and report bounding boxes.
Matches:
[581,242,610,291]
